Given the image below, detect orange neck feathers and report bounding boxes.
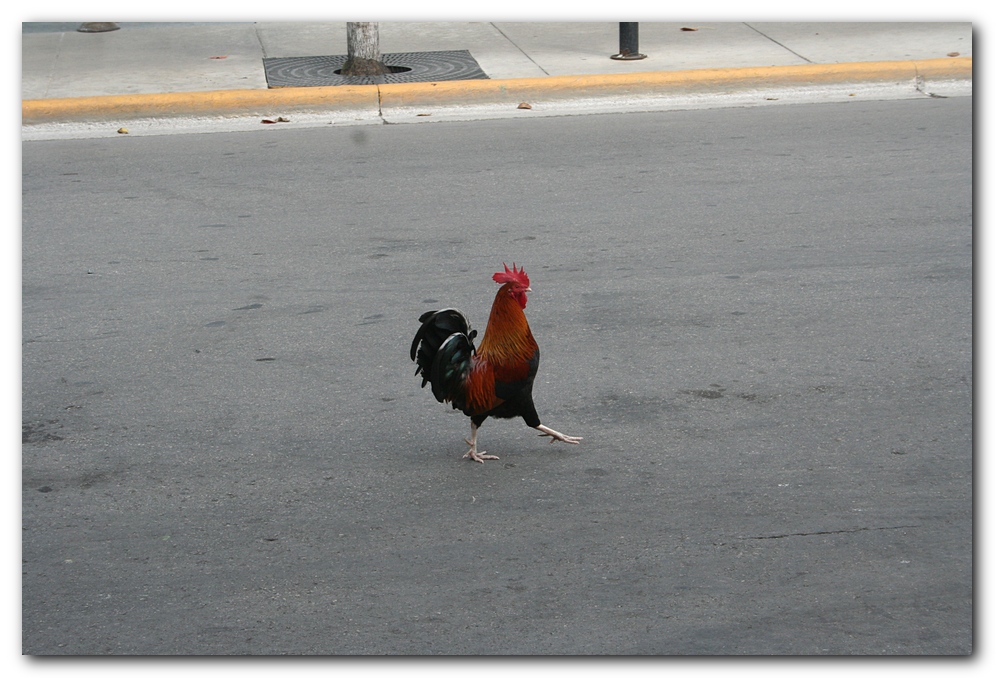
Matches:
[477,283,537,363]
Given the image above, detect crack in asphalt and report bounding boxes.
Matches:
[736,525,920,541]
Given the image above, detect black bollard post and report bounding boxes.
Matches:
[611,22,647,60]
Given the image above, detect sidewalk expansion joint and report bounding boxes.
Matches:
[490,23,550,76]
[744,22,814,64]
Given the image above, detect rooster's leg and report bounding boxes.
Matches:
[463,421,499,463]
[535,424,583,445]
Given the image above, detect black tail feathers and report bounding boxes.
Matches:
[411,308,477,405]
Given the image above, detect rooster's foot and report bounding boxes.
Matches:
[463,423,498,463]
[536,424,582,445]
[463,448,500,463]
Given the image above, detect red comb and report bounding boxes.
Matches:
[492,262,530,287]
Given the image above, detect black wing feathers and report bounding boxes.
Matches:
[431,333,474,408]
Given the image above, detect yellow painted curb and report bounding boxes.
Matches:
[22,57,971,124]
[22,85,379,124]
[379,58,972,108]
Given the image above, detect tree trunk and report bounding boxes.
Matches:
[340,22,391,76]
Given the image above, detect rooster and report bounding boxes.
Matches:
[410,263,582,463]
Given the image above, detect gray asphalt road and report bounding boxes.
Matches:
[22,97,972,655]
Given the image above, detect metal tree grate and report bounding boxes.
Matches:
[263,50,489,87]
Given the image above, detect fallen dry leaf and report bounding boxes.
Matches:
[947,52,960,57]
[261,117,290,124]
[416,113,432,117]
[680,27,698,31]
[517,102,532,110]
[117,127,129,134]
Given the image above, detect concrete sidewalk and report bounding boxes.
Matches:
[21,22,973,131]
